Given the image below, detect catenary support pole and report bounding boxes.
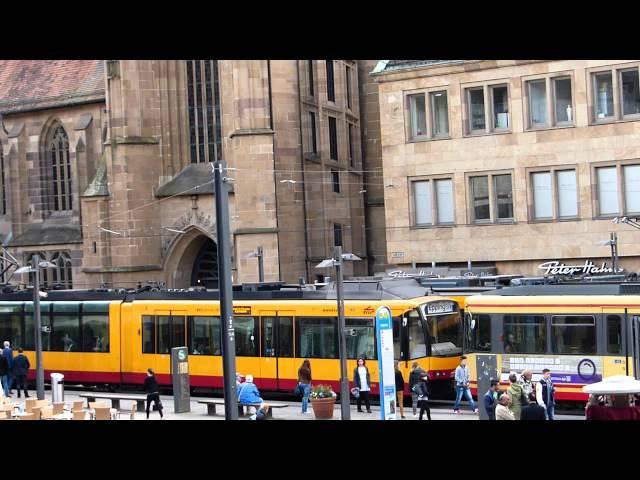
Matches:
[335,246,351,420]
[33,254,45,400]
[257,246,264,283]
[214,161,238,420]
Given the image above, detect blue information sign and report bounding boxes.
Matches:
[376,306,396,420]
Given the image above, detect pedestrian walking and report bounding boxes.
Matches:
[453,356,477,414]
[2,341,13,394]
[415,371,431,420]
[507,373,527,420]
[12,348,30,398]
[495,393,515,421]
[144,368,163,419]
[536,368,556,420]
[394,361,405,419]
[0,352,9,398]
[521,392,546,420]
[298,359,312,415]
[409,361,427,418]
[483,379,500,420]
[352,357,371,413]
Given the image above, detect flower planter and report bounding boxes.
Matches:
[311,397,336,419]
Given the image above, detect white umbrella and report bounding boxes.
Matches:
[583,375,640,395]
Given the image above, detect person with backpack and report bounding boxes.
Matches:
[409,361,427,418]
[507,372,527,420]
[415,372,432,420]
[483,379,500,420]
[394,361,406,419]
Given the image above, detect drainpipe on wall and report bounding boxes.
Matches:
[295,61,311,282]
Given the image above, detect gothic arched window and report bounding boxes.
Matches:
[186,60,222,163]
[24,251,48,288]
[51,251,72,289]
[46,123,72,211]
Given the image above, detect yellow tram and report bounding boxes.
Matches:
[0,280,464,395]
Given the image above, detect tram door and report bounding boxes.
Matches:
[603,309,627,377]
[259,312,295,391]
[632,315,640,380]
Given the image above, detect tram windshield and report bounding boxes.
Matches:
[420,303,462,357]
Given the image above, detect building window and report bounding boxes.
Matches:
[407,90,449,141]
[347,123,354,167]
[524,75,574,128]
[51,251,73,289]
[464,84,510,135]
[595,163,640,216]
[46,123,72,212]
[412,177,454,226]
[334,223,343,247]
[308,112,317,154]
[530,169,578,221]
[186,60,222,163]
[591,66,640,122]
[326,60,335,102]
[345,65,352,110]
[0,146,5,215]
[328,116,338,160]
[469,172,513,223]
[331,169,340,193]
[308,60,315,97]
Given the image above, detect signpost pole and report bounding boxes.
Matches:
[33,254,45,401]
[334,246,351,421]
[375,306,396,420]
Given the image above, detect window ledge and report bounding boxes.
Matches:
[525,124,576,132]
[463,130,512,138]
[407,135,452,143]
[468,220,517,226]
[528,217,580,224]
[411,224,456,230]
[590,117,640,126]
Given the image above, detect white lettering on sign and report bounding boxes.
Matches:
[538,260,624,276]
[391,252,404,258]
[388,270,430,279]
[426,302,454,314]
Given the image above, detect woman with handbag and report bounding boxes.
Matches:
[298,359,312,415]
[144,368,163,419]
[353,357,372,413]
[416,372,432,420]
[409,361,427,418]
[394,361,406,419]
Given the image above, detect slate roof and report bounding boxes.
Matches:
[373,60,465,74]
[155,163,234,198]
[0,60,105,114]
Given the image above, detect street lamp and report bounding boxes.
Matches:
[315,246,361,421]
[15,254,56,400]
[614,216,640,230]
[598,232,620,272]
[246,246,264,283]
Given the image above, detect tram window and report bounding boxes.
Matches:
[142,315,155,354]
[170,315,186,349]
[82,315,109,352]
[278,317,293,358]
[551,315,596,354]
[235,316,257,356]
[188,316,220,355]
[393,317,401,360]
[297,317,337,359]
[607,315,622,354]
[503,315,546,354]
[262,317,276,357]
[0,314,23,352]
[345,318,376,360]
[41,314,51,351]
[425,313,462,357]
[157,316,170,354]
[23,314,34,351]
[466,314,491,352]
[407,310,426,359]
[51,315,81,352]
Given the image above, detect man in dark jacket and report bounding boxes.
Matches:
[2,341,13,395]
[521,392,546,420]
[484,379,499,420]
[12,348,30,398]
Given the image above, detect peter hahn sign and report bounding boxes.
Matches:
[538,260,624,276]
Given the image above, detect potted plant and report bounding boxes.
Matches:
[309,384,337,419]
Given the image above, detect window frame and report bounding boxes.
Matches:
[328,115,338,161]
[521,71,576,130]
[462,80,511,136]
[409,175,456,228]
[326,60,335,103]
[550,314,598,355]
[331,168,340,193]
[466,170,515,224]
[333,223,343,247]
[296,316,338,359]
[592,159,640,218]
[587,63,640,125]
[526,166,580,222]
[502,314,547,354]
[404,87,451,142]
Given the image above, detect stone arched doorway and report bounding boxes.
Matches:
[163,228,220,289]
[191,238,219,289]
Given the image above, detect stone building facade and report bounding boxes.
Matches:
[373,60,640,275]
[0,60,373,289]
